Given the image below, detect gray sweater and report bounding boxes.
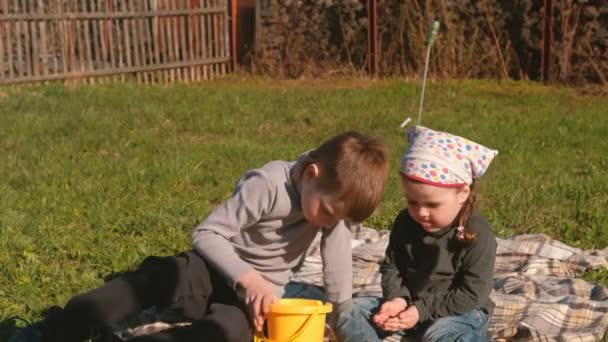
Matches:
[192,158,353,304]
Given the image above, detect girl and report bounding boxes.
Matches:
[337,125,498,342]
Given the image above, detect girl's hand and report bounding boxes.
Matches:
[238,270,278,332]
[372,297,407,326]
[379,305,420,331]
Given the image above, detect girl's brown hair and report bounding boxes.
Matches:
[455,181,478,244]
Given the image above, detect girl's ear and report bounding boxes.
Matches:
[457,185,471,204]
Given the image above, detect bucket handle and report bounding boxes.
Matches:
[253,308,320,342]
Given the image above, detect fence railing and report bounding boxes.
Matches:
[0,0,231,84]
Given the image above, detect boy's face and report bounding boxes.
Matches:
[300,164,347,228]
[401,176,469,232]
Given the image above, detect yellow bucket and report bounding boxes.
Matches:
[254,298,333,342]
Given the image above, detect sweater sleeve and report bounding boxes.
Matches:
[413,223,497,322]
[381,213,412,302]
[320,221,353,305]
[192,169,276,289]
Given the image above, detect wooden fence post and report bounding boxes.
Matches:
[367,0,378,77]
[541,0,553,84]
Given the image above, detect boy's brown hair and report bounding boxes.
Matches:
[301,131,390,223]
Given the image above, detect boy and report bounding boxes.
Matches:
[12,131,390,342]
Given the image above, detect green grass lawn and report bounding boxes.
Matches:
[1,78,607,340]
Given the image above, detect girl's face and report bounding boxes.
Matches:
[401,176,470,232]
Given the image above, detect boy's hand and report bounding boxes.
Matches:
[372,297,407,326]
[237,270,278,332]
[379,305,420,331]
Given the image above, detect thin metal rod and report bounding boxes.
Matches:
[417,43,432,125]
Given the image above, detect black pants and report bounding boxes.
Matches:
[44,251,252,342]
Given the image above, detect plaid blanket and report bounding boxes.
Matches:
[291,227,608,342]
[112,227,608,341]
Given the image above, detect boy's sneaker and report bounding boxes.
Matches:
[7,322,44,342]
[8,306,63,342]
[9,306,124,342]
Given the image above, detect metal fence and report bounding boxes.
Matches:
[0,0,231,85]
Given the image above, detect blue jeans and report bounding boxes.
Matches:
[283,282,328,302]
[336,297,490,342]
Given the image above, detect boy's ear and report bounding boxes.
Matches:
[303,163,321,180]
[399,172,409,183]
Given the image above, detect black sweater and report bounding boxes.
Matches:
[380,209,496,323]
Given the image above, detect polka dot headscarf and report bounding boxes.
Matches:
[401,125,498,187]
